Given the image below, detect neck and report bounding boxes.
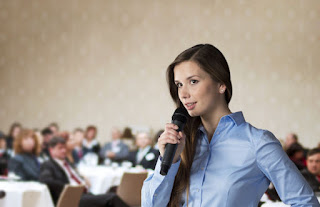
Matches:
[139,145,150,151]
[200,104,231,142]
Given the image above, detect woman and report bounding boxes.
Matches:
[82,125,100,156]
[142,44,319,206]
[121,127,136,151]
[6,122,22,150]
[9,129,41,181]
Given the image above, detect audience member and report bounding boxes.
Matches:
[128,132,159,170]
[286,142,306,170]
[63,131,80,166]
[72,128,85,164]
[0,132,10,175]
[6,122,22,150]
[121,127,136,151]
[301,148,320,192]
[99,127,129,163]
[8,129,41,181]
[284,133,298,150]
[39,137,129,207]
[48,122,59,137]
[40,127,54,161]
[83,125,100,156]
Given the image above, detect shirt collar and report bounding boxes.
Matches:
[227,111,245,126]
[198,111,245,134]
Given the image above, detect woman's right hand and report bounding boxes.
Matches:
[158,123,186,163]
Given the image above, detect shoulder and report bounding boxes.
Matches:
[41,159,58,169]
[239,121,279,146]
[12,154,26,162]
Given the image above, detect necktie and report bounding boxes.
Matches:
[63,161,82,185]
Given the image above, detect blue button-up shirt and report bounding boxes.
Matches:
[142,112,319,206]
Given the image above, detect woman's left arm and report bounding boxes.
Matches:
[255,130,319,206]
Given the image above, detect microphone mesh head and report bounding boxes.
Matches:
[172,107,189,123]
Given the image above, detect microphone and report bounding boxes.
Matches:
[160,107,189,175]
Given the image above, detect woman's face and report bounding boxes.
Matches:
[73,131,84,145]
[66,137,76,150]
[21,137,35,153]
[174,61,226,117]
[13,127,21,138]
[86,129,95,140]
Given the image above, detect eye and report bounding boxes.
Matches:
[175,82,183,88]
[190,79,198,84]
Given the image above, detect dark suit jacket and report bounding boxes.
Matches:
[0,151,10,175]
[301,169,320,192]
[99,141,129,163]
[39,158,71,204]
[8,153,40,181]
[128,147,159,170]
[83,143,100,156]
[39,158,129,207]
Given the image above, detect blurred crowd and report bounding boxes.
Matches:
[1,122,320,203]
[0,122,162,206]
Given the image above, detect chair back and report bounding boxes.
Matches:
[117,172,148,206]
[56,185,85,207]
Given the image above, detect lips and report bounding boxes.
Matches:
[185,102,196,110]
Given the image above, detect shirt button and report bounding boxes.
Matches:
[154,194,157,197]
[201,167,204,170]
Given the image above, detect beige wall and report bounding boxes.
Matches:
[0,0,319,147]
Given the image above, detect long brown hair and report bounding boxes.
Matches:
[14,129,41,156]
[166,44,232,206]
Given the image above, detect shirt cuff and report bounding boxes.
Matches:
[154,156,181,179]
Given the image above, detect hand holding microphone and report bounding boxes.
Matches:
[158,107,189,175]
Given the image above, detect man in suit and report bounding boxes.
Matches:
[39,137,128,207]
[128,132,159,170]
[99,128,129,163]
[301,148,320,192]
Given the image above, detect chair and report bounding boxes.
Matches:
[56,185,85,207]
[117,172,148,207]
[22,191,41,207]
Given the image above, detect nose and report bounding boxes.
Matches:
[179,85,190,100]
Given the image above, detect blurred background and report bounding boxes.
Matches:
[0,0,319,147]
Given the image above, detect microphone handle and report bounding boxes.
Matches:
[160,120,184,175]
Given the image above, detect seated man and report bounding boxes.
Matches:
[128,132,159,170]
[301,148,320,192]
[39,137,128,207]
[99,128,129,164]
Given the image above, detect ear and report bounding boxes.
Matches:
[218,83,227,94]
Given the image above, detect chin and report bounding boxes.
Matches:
[188,110,200,117]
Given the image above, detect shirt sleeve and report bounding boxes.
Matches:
[255,130,319,206]
[141,156,181,207]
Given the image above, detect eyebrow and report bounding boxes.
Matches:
[174,75,200,82]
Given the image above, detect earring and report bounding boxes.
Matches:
[220,89,225,93]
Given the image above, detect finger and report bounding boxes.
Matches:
[158,134,180,145]
[166,129,179,138]
[159,133,180,144]
[165,123,179,131]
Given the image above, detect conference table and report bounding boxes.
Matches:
[0,181,54,207]
[78,164,153,195]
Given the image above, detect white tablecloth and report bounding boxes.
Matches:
[78,165,152,195]
[0,181,54,207]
